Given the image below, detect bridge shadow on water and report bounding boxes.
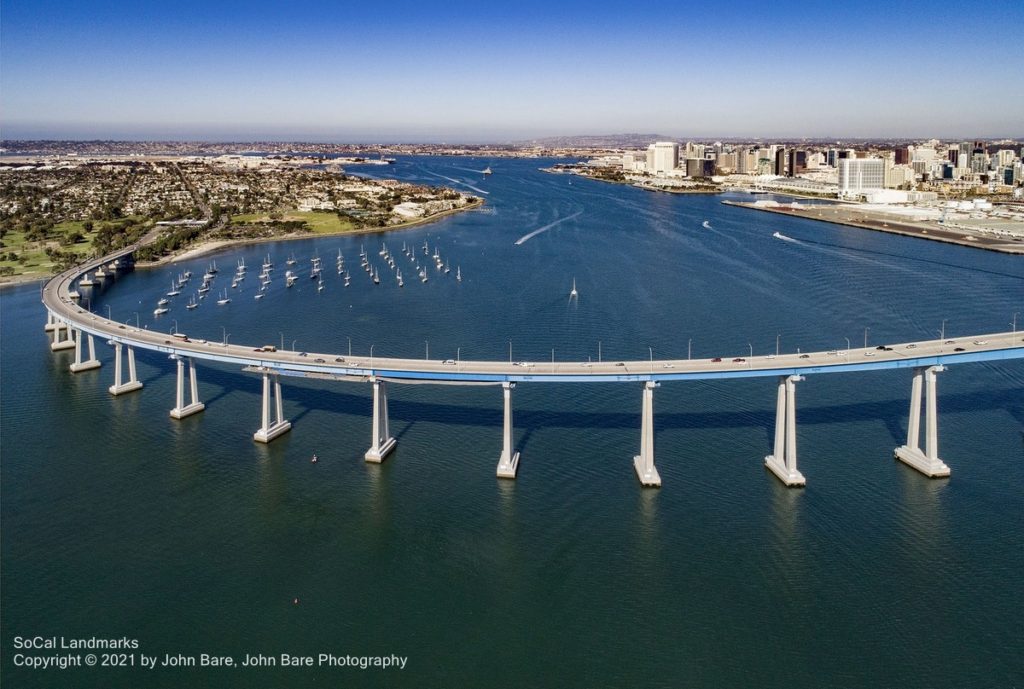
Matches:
[162,359,1024,451]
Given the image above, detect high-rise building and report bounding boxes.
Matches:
[838,158,885,198]
[716,152,738,172]
[948,149,959,166]
[774,148,786,176]
[895,147,911,164]
[827,148,839,167]
[787,149,807,176]
[685,158,703,177]
[648,141,679,174]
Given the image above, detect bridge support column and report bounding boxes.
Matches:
[254,371,290,442]
[44,312,60,332]
[633,381,661,487]
[365,377,396,462]
[69,330,102,372]
[50,320,75,351]
[894,365,950,477]
[496,382,520,478]
[764,375,806,487]
[169,356,204,419]
[108,343,143,395]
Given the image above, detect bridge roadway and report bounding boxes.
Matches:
[40,244,1024,487]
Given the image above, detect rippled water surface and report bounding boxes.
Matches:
[3,157,1023,688]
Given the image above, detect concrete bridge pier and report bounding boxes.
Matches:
[496,382,521,479]
[44,312,61,332]
[169,356,204,419]
[50,319,75,351]
[69,329,102,372]
[253,371,290,442]
[108,342,143,395]
[633,381,661,487]
[894,365,950,477]
[365,377,396,462]
[764,375,806,487]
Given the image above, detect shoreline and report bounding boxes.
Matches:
[722,200,1024,254]
[1,199,484,284]
[141,198,484,267]
[541,167,719,195]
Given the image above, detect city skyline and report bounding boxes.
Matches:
[2,0,1023,142]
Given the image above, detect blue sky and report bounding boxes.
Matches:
[2,0,1022,141]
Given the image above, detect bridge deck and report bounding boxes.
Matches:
[42,247,1024,383]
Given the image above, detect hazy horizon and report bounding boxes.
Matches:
[3,0,1022,142]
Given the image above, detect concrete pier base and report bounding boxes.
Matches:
[764,375,806,487]
[69,330,102,372]
[496,382,521,478]
[170,356,204,419]
[365,377,396,462]
[633,381,661,487]
[894,366,950,478]
[108,342,143,395]
[44,312,62,332]
[50,322,75,351]
[254,371,290,442]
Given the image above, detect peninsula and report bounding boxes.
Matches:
[0,154,480,283]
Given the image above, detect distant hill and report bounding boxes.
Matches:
[521,134,673,149]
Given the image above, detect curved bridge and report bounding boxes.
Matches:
[42,244,1024,488]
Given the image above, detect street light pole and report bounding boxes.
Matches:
[1013,312,1019,333]
[221,326,227,344]
[844,337,850,359]
[941,319,947,341]
[347,336,352,356]
[280,332,284,350]
[776,333,780,356]
[748,343,753,359]
[688,338,692,360]
[425,340,429,360]
[292,339,298,351]
[863,327,870,349]
[106,305,112,320]
[508,340,512,363]
[598,341,602,363]
[370,344,375,369]
[648,346,653,373]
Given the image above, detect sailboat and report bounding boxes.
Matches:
[570,278,578,300]
[167,280,181,297]
[456,266,462,282]
[186,295,198,310]
[217,289,231,305]
[482,166,492,175]
[373,268,380,285]
[286,254,296,266]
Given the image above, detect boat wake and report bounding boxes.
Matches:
[702,220,712,229]
[515,211,583,245]
[773,231,797,242]
[419,169,491,195]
